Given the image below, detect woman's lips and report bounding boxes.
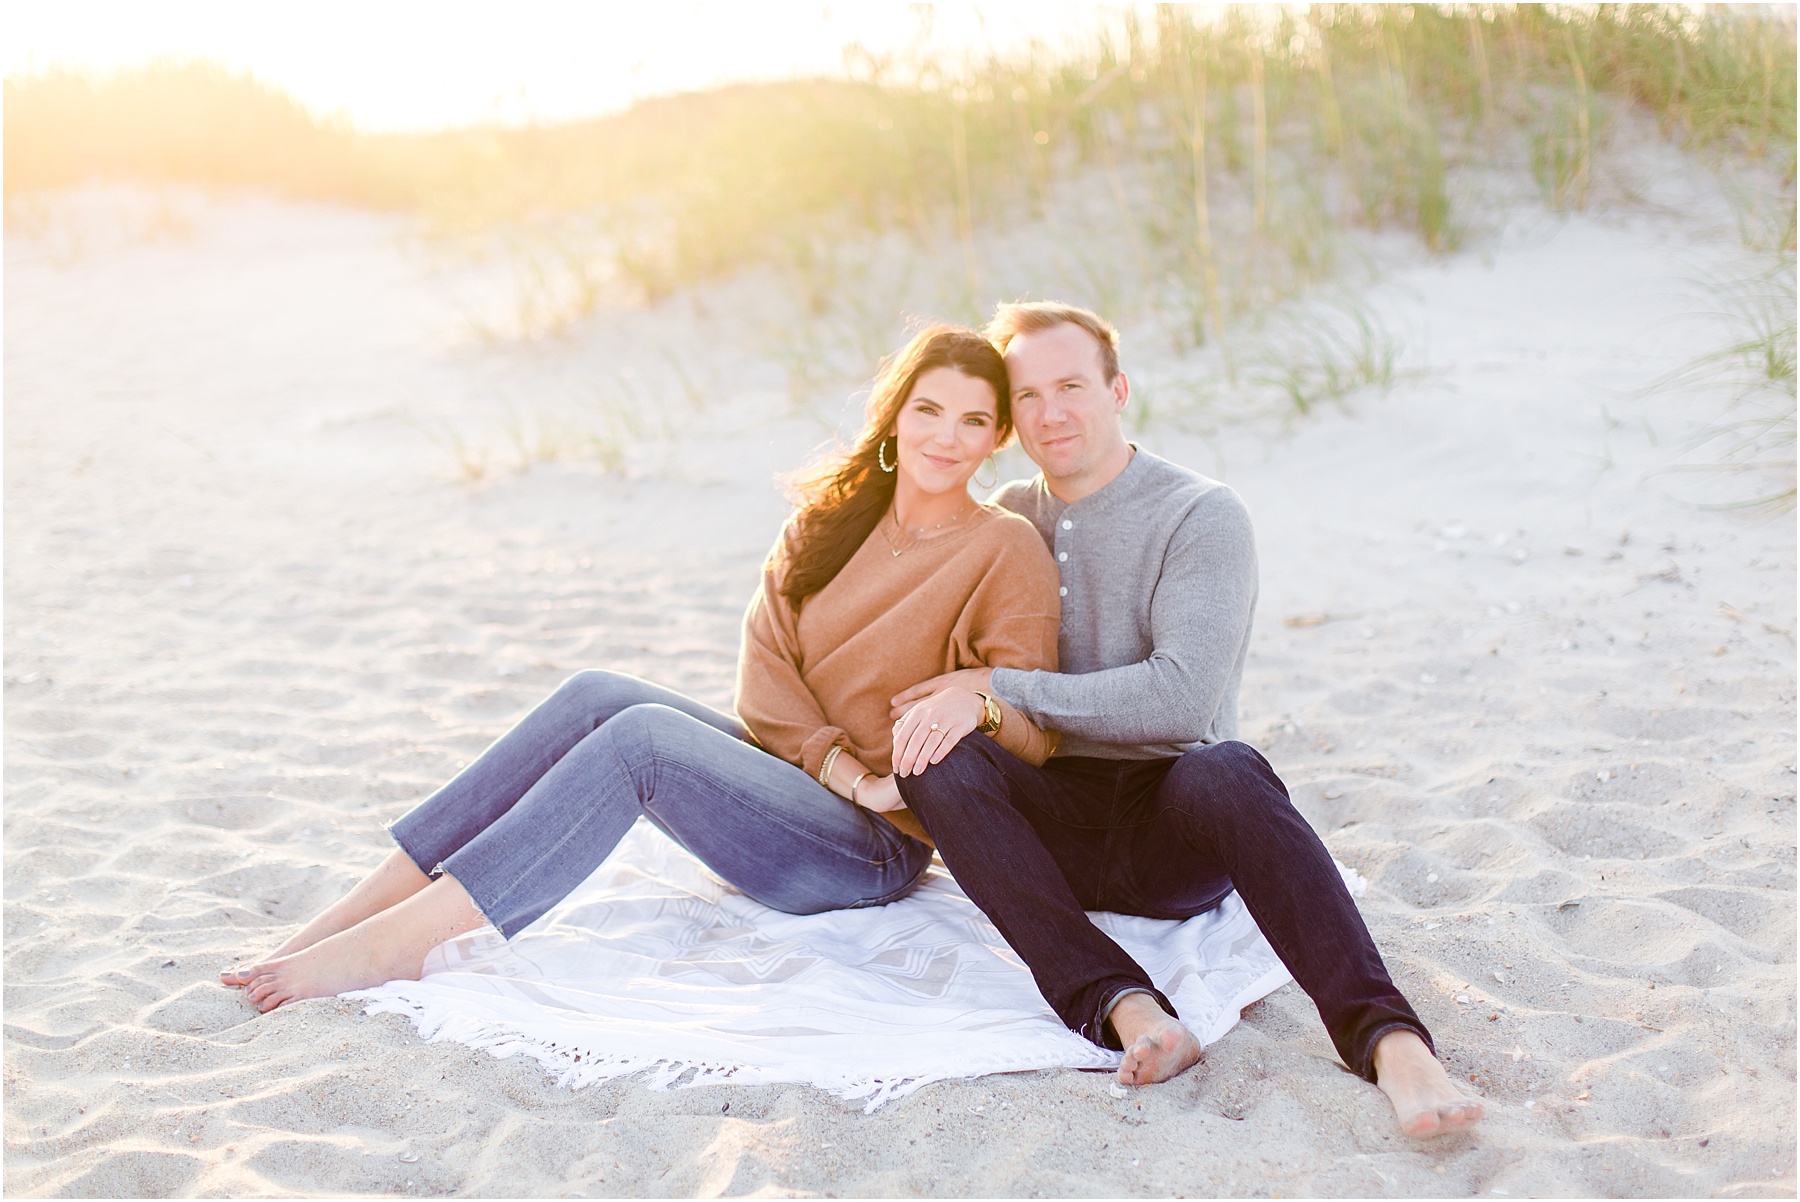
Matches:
[922,453,959,470]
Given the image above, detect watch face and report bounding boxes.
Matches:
[979,692,1002,733]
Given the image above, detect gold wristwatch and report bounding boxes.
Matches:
[975,691,1003,736]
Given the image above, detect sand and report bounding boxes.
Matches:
[4,177,1794,1198]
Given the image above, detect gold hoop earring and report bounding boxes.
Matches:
[878,437,897,473]
[974,455,999,491]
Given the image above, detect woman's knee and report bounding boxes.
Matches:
[588,701,687,755]
[558,668,640,703]
[554,669,662,725]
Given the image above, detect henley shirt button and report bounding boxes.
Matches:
[1060,519,1073,530]
[1057,552,1068,562]
[1059,586,1068,596]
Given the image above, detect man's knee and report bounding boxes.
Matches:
[1167,739,1291,817]
[894,737,1010,818]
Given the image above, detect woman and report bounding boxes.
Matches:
[222,325,1061,1012]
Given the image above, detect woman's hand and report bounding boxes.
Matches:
[852,773,905,813]
[891,686,986,776]
[890,667,993,720]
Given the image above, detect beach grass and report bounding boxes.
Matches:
[6,6,1793,488]
[10,7,1790,274]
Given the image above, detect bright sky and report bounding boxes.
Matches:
[3,1,1144,132]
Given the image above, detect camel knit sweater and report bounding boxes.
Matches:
[736,504,1060,840]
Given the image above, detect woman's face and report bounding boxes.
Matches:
[891,367,1001,497]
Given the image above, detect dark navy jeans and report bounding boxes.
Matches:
[894,736,1433,1082]
[390,670,933,937]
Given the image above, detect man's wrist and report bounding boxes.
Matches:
[988,666,1030,714]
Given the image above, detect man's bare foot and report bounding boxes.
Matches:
[234,874,485,1012]
[221,849,431,988]
[1373,1030,1485,1138]
[1110,992,1202,1085]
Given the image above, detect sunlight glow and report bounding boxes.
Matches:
[3,1,1129,131]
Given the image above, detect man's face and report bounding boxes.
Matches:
[1003,322,1129,484]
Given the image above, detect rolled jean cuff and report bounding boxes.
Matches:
[388,821,438,879]
[1091,981,1177,1051]
[1353,1019,1436,1084]
[388,825,511,935]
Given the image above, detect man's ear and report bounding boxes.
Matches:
[1112,371,1130,415]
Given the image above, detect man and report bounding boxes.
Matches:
[889,302,1484,1139]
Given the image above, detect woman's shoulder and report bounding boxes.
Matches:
[965,505,1058,576]
[964,502,1044,544]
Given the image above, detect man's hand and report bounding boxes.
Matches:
[891,686,985,776]
[851,774,904,813]
[890,667,994,720]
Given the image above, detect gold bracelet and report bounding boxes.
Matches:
[817,744,844,789]
[849,770,871,804]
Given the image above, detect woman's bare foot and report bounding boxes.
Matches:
[234,874,486,1012]
[221,849,432,987]
[1110,992,1202,1085]
[1373,1030,1485,1138]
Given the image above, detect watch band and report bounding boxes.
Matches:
[975,691,1003,736]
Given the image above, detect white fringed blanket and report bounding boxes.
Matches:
[349,820,1362,1111]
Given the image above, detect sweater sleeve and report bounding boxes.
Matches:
[959,523,1062,766]
[991,488,1257,747]
[734,534,848,780]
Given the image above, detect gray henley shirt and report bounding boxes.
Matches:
[990,448,1258,760]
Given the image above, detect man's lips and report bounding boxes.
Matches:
[1037,432,1079,451]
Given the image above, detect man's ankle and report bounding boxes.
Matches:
[1107,990,1175,1047]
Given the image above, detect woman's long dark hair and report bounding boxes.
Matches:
[775,325,1011,608]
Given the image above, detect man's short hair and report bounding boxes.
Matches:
[985,301,1121,383]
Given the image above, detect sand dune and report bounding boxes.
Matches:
[4,186,1793,1196]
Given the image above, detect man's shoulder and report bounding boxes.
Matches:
[1127,451,1252,527]
[991,476,1047,516]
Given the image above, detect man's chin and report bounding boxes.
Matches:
[1032,452,1084,479]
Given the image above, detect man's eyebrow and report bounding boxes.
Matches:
[1019,375,1085,393]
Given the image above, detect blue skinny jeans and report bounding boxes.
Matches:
[389,670,933,937]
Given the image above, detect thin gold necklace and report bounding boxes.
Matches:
[882,505,973,557]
